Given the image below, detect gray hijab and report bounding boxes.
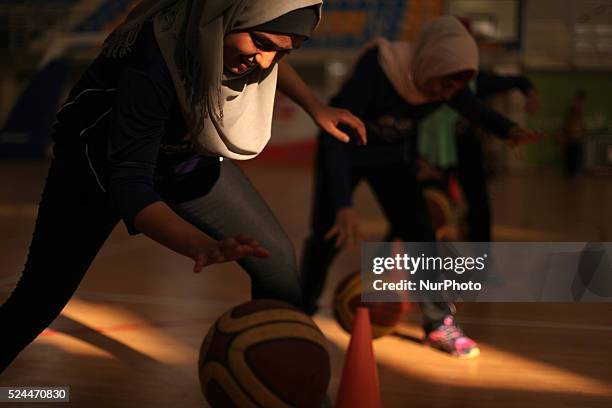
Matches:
[103,0,322,159]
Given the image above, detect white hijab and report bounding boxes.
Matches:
[104,0,322,160]
[369,16,479,104]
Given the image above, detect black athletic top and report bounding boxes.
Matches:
[53,20,215,234]
[454,70,534,136]
[319,48,521,211]
[474,70,533,102]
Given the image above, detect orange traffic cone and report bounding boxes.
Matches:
[335,307,382,408]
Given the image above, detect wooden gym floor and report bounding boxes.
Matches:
[0,159,611,407]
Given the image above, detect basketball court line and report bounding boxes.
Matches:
[0,274,20,287]
[401,315,612,332]
[0,204,38,218]
[89,292,611,334]
[2,286,610,333]
[4,286,609,334]
[74,290,234,310]
[41,316,210,338]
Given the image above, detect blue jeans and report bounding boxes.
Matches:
[0,139,301,373]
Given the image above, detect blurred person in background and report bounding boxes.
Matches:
[418,16,542,242]
[560,90,587,177]
[300,16,541,358]
[454,71,540,242]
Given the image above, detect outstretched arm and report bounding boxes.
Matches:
[134,203,270,273]
[477,71,541,114]
[277,60,367,145]
[448,88,542,146]
[109,66,269,273]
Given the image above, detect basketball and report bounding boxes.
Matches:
[423,187,456,241]
[198,299,331,408]
[333,272,407,339]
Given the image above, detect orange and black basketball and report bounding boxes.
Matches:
[333,272,407,339]
[198,299,331,408]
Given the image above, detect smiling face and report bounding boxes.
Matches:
[223,31,304,75]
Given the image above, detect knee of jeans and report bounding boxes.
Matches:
[245,238,302,305]
[268,242,299,282]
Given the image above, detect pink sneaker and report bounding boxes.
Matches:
[424,316,480,359]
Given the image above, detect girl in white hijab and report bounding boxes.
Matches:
[0,0,366,376]
[301,16,541,359]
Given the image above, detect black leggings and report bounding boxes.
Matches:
[456,129,491,242]
[563,142,582,177]
[300,141,452,328]
[0,139,302,374]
